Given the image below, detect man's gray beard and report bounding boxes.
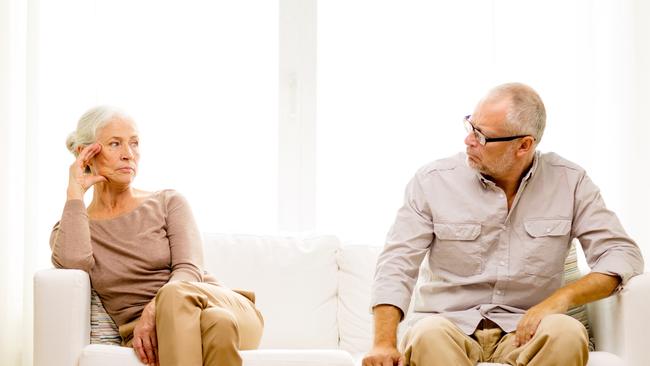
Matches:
[465,150,515,178]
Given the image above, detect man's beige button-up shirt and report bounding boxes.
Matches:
[371,151,644,334]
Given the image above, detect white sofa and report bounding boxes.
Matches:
[34,234,649,366]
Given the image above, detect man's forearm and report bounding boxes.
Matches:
[550,272,620,309]
[372,304,403,347]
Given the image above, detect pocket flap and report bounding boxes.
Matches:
[433,223,481,240]
[524,219,571,237]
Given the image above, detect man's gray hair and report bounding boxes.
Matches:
[488,83,546,145]
[66,105,132,157]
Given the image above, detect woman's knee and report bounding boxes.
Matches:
[155,281,200,310]
[201,307,239,346]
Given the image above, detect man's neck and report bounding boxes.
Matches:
[493,154,535,208]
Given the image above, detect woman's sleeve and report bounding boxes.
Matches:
[49,199,95,271]
[165,191,204,282]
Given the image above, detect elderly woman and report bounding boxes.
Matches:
[50,106,263,366]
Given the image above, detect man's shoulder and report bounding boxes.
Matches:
[416,152,467,177]
[539,152,586,173]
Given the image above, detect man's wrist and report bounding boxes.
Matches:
[373,336,397,348]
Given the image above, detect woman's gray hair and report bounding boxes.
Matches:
[66,105,132,156]
[487,83,546,145]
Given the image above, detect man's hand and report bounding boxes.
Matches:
[363,345,404,366]
[514,295,569,347]
[514,272,620,347]
[132,300,158,366]
[363,305,404,366]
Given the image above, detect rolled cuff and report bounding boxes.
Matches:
[590,252,644,293]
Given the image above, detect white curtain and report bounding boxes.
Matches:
[1,1,649,365]
[316,0,650,255]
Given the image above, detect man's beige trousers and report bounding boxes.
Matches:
[119,281,264,366]
[400,314,588,366]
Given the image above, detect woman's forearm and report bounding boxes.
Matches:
[50,199,95,271]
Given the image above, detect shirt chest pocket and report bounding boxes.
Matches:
[431,222,484,277]
[523,219,572,277]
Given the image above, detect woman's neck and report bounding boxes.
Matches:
[88,183,139,217]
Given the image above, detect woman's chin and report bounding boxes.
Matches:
[105,176,136,187]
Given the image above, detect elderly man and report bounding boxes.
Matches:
[363,83,644,366]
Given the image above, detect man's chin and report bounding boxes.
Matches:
[466,158,492,176]
[466,156,480,170]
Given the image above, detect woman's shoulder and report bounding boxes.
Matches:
[152,189,191,211]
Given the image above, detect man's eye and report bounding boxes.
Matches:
[130,141,139,147]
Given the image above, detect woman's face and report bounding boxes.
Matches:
[90,117,140,186]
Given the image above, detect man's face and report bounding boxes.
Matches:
[464,99,518,178]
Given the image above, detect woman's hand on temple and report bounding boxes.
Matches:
[133,300,158,366]
[67,143,107,200]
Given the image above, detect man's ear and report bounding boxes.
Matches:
[517,137,535,156]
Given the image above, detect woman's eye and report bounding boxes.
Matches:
[109,141,120,147]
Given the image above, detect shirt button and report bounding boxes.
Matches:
[546,228,551,233]
[496,290,503,295]
[499,261,505,266]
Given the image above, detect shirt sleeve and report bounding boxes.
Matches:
[165,191,204,283]
[370,171,434,317]
[571,172,644,289]
[49,199,95,271]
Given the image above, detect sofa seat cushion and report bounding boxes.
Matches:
[80,345,355,366]
[241,349,354,366]
[79,345,140,366]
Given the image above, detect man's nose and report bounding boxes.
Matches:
[464,131,477,147]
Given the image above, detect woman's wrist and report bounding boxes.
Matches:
[67,185,85,201]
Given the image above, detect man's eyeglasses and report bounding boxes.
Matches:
[463,115,532,146]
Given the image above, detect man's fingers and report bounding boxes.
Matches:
[363,355,397,366]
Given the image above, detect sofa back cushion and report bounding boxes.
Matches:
[202,234,340,349]
[337,245,382,356]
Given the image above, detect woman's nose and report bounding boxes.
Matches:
[121,145,135,160]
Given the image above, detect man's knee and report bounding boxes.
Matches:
[407,315,460,347]
[537,314,588,345]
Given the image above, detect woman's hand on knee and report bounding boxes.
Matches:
[133,300,158,366]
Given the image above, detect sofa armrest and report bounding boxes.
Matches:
[34,268,91,366]
[588,272,650,366]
